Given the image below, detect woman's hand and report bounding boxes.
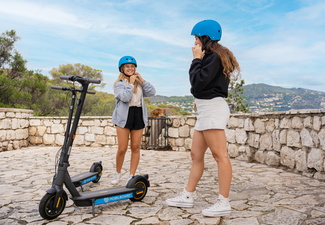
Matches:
[134,72,145,83]
[129,75,137,85]
[192,44,205,59]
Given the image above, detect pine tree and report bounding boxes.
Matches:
[226,74,250,113]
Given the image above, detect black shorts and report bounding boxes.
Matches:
[124,107,145,130]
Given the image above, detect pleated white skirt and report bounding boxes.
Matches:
[194,97,230,131]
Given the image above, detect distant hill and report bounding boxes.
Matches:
[242,83,325,112]
[148,83,325,112]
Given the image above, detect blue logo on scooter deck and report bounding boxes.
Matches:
[94,193,133,205]
[81,175,97,185]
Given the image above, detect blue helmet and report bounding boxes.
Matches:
[118,56,137,72]
[191,20,222,41]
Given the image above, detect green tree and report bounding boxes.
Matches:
[49,63,105,88]
[226,74,250,113]
[0,30,123,116]
[48,64,114,116]
[0,30,27,78]
[156,103,191,116]
[0,30,59,115]
[82,91,115,116]
[0,30,36,109]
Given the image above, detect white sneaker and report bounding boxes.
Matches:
[126,174,134,185]
[165,188,194,208]
[111,172,121,185]
[202,195,231,217]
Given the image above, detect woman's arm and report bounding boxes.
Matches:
[114,80,134,102]
[142,81,156,97]
[189,53,221,92]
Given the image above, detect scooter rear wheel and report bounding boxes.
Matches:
[91,162,103,183]
[39,193,66,220]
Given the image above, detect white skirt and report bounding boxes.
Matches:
[194,97,230,131]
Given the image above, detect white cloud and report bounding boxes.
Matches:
[1,0,325,95]
[0,1,89,28]
[286,1,325,26]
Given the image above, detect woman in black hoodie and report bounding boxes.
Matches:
[166,19,240,217]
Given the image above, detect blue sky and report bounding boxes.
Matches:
[0,0,324,96]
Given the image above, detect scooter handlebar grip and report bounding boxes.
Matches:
[60,76,70,81]
[87,78,101,84]
[59,76,101,84]
[51,86,68,90]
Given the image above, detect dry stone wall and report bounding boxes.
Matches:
[28,116,117,147]
[1,107,324,179]
[0,108,33,151]
[167,109,325,179]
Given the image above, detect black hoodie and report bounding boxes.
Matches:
[189,52,230,99]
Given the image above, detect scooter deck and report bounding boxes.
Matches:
[71,186,137,206]
[71,171,99,186]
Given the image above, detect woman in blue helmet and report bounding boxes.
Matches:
[111,56,156,185]
[166,20,240,217]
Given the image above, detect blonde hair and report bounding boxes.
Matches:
[115,72,141,93]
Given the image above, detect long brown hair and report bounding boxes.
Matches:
[201,36,240,79]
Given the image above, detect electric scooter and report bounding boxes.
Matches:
[39,76,150,220]
[50,80,103,191]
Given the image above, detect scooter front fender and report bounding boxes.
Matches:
[46,187,56,194]
[46,186,68,201]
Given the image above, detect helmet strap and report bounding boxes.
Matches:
[120,67,131,77]
[122,72,131,77]
[202,39,212,51]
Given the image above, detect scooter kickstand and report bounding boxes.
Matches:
[91,199,95,216]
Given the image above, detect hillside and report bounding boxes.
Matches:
[242,83,325,112]
[148,83,325,113]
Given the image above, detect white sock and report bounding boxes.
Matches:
[184,188,194,196]
[218,194,229,200]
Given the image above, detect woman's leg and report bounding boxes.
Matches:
[129,128,144,175]
[165,129,208,208]
[186,129,208,192]
[202,129,232,198]
[115,126,130,173]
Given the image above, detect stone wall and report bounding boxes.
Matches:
[1,107,324,179]
[167,109,325,179]
[0,108,33,151]
[28,116,117,147]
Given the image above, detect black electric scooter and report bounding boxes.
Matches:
[50,81,103,191]
[39,76,150,220]
[71,161,102,191]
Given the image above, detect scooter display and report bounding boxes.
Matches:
[39,76,150,220]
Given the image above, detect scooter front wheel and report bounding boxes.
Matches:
[39,193,66,220]
[129,178,148,201]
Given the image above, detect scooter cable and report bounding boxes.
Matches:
[54,147,62,173]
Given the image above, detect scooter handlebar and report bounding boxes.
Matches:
[51,86,96,94]
[60,76,101,84]
[51,86,70,91]
[87,78,101,84]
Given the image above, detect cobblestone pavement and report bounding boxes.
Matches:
[0,146,325,225]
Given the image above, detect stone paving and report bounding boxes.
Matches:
[0,146,325,225]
